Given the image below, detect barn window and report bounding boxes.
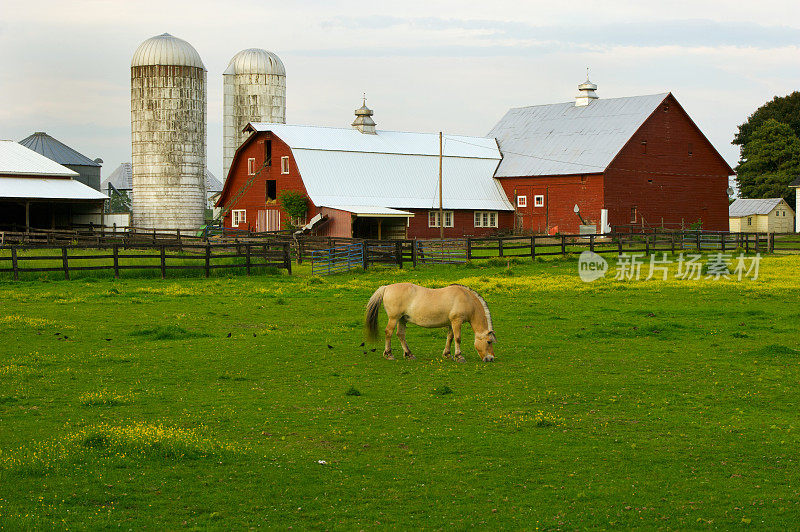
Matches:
[266,180,276,203]
[641,140,647,154]
[630,206,637,223]
[534,195,544,207]
[428,210,453,228]
[517,195,527,208]
[474,211,498,228]
[247,158,256,175]
[281,156,289,174]
[688,142,693,156]
[232,209,246,227]
[747,217,752,226]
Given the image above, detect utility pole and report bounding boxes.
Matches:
[439,131,444,240]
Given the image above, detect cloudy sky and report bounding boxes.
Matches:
[1,0,798,182]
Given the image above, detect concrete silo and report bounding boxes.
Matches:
[131,33,207,230]
[223,48,286,180]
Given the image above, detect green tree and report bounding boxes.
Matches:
[733,91,800,147]
[735,119,800,208]
[106,189,131,213]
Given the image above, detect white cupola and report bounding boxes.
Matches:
[352,96,377,134]
[575,72,598,107]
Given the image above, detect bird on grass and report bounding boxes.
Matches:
[226,332,232,338]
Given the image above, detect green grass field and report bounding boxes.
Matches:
[1,255,799,528]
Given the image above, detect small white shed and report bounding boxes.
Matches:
[729,198,795,233]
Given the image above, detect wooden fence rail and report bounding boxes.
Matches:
[0,242,291,281]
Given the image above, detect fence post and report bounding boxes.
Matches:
[362,241,368,270]
[696,232,701,252]
[176,229,182,252]
[113,244,119,278]
[246,244,251,275]
[498,238,504,258]
[205,242,211,278]
[589,234,595,252]
[531,236,536,260]
[755,233,760,253]
[561,235,566,256]
[645,233,650,255]
[395,241,403,268]
[769,233,775,253]
[283,243,292,274]
[160,245,166,279]
[670,233,676,255]
[466,238,472,260]
[152,228,157,244]
[62,247,69,280]
[745,233,750,254]
[297,239,304,265]
[11,247,18,281]
[721,232,725,252]
[617,234,623,254]
[412,239,418,268]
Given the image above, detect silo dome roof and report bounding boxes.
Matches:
[224,48,285,76]
[131,33,205,69]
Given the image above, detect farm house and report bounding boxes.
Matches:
[216,102,514,238]
[489,82,734,233]
[791,178,800,232]
[728,198,794,233]
[0,141,107,229]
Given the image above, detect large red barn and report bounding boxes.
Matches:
[216,109,514,238]
[489,85,734,233]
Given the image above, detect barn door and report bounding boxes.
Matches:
[517,186,548,233]
[256,209,281,232]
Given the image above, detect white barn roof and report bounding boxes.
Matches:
[488,93,670,177]
[246,123,513,211]
[0,140,80,178]
[728,198,787,217]
[0,177,108,201]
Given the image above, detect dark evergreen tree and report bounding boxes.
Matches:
[735,119,800,208]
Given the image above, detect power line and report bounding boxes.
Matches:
[443,135,733,179]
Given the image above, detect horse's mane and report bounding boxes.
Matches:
[450,284,493,331]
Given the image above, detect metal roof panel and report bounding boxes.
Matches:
[488,94,669,176]
[0,141,80,177]
[0,176,108,200]
[19,132,100,167]
[728,198,786,217]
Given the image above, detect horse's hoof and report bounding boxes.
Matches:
[404,353,416,360]
[455,355,466,363]
[383,352,395,360]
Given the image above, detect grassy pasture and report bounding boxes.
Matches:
[1,255,799,528]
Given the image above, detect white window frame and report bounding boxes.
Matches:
[247,158,256,175]
[534,195,544,207]
[517,195,527,208]
[281,156,290,174]
[428,210,454,228]
[474,211,498,228]
[232,209,246,227]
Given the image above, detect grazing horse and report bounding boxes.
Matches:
[365,283,496,362]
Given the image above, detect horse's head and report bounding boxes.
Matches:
[475,331,496,362]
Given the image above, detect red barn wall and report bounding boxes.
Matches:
[316,207,353,238]
[219,132,319,231]
[406,209,514,239]
[603,94,731,231]
[497,174,605,234]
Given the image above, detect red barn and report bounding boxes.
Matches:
[217,106,514,238]
[489,84,734,233]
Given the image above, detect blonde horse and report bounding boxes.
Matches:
[365,283,496,362]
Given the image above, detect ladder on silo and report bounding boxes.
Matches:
[213,160,270,226]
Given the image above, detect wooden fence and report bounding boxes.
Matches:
[0,242,291,281]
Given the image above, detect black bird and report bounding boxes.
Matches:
[105,338,112,342]
[253,333,257,337]
[62,336,68,340]
[370,348,376,352]
[55,333,60,336]
[226,332,232,338]
[363,351,367,354]
[359,342,365,347]
[327,344,334,349]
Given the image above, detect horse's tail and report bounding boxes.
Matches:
[365,285,386,341]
